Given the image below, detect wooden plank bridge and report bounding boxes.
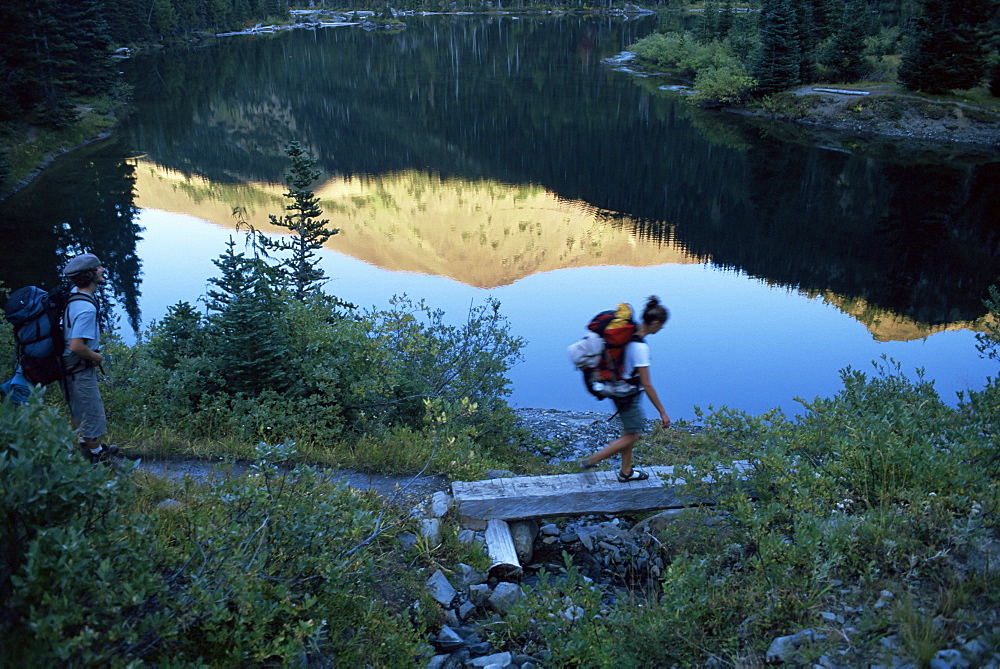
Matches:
[451,463,750,580]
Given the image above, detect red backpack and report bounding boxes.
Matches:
[567,303,643,401]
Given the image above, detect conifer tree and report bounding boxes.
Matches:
[753,0,802,95]
[809,0,843,41]
[718,1,734,39]
[150,302,206,370]
[821,0,873,82]
[262,142,340,301]
[699,2,719,42]
[793,0,817,84]
[898,0,995,93]
[204,237,267,314]
[0,0,112,127]
[205,238,292,396]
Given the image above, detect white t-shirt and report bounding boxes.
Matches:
[63,289,100,355]
[623,339,650,381]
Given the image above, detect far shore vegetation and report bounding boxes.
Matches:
[629,0,999,111]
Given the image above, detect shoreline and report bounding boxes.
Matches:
[0,129,114,204]
[606,53,1000,151]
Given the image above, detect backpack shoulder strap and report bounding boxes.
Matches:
[67,292,99,307]
[63,291,100,334]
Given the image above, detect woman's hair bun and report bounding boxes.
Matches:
[641,295,669,325]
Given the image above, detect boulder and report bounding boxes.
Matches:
[454,563,487,589]
[469,583,492,608]
[426,569,457,607]
[488,582,523,613]
[397,531,418,551]
[539,523,560,536]
[458,600,477,620]
[419,517,442,544]
[766,629,815,664]
[633,508,689,535]
[509,520,538,563]
[429,491,453,518]
[434,625,465,650]
[468,651,513,668]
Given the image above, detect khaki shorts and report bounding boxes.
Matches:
[64,366,107,439]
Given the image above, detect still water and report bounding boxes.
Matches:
[2,15,998,419]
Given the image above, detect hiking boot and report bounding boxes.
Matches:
[83,447,111,465]
[80,441,120,457]
[83,446,128,467]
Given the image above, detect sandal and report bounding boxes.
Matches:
[617,469,649,483]
[579,459,598,471]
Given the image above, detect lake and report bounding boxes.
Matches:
[1,14,998,420]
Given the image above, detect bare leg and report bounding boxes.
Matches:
[582,431,640,474]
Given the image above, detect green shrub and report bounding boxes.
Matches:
[1,413,427,665]
[975,283,1000,363]
[104,268,525,464]
[1,398,162,664]
[524,331,999,665]
[143,441,425,665]
[692,62,757,106]
[0,281,11,368]
[632,31,715,78]
[653,357,999,663]
[632,31,755,107]
[104,146,525,463]
[865,25,902,59]
[497,553,620,666]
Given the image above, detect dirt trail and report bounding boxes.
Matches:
[139,458,450,503]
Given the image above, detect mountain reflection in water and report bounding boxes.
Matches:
[1,14,997,417]
[134,162,706,288]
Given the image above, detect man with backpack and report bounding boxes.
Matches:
[61,253,119,465]
[579,296,671,482]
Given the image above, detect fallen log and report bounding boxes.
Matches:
[812,87,870,96]
[484,519,523,582]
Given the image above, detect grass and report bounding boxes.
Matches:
[113,418,552,481]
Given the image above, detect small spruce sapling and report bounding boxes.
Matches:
[262,141,340,300]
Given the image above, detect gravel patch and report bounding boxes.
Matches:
[513,406,624,464]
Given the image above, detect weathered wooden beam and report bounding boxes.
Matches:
[452,463,750,525]
[812,87,870,96]
[484,519,523,582]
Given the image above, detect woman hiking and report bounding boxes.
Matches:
[580,295,671,482]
